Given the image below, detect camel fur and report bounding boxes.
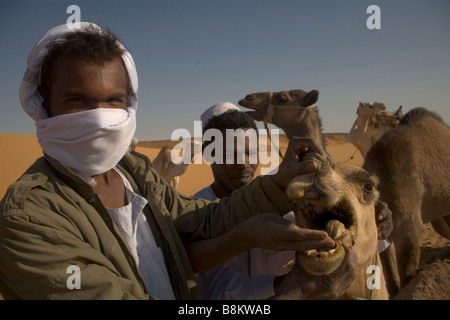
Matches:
[278,153,388,299]
[363,107,450,287]
[348,102,403,158]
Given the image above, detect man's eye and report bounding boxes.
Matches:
[107,97,125,104]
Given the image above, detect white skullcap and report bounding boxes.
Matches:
[19,22,138,122]
[200,102,241,130]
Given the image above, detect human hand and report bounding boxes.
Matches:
[234,212,335,252]
[272,245,358,300]
[375,200,393,240]
[271,137,332,191]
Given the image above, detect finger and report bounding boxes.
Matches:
[290,159,319,176]
[273,238,336,252]
[375,201,389,219]
[339,245,358,275]
[274,223,331,241]
[264,212,296,225]
[290,137,327,159]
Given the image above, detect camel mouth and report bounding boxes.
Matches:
[308,199,355,232]
[297,199,356,275]
[238,96,258,109]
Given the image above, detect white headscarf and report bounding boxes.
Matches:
[200,101,241,130]
[19,22,138,121]
[19,22,139,180]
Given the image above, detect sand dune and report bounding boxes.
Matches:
[0,133,43,197]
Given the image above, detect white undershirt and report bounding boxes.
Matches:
[105,168,175,300]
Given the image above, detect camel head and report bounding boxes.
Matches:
[348,102,403,158]
[285,152,387,298]
[238,89,318,122]
[238,89,323,144]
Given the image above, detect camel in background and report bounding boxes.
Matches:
[239,89,338,166]
[348,102,450,238]
[348,102,403,158]
[349,103,450,287]
[363,107,450,287]
[152,145,185,190]
[239,89,325,147]
[152,140,200,190]
[276,152,388,299]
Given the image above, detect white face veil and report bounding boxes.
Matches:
[18,22,139,180]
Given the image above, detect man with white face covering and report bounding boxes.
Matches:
[0,23,357,300]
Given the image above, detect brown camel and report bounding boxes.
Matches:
[348,102,403,158]
[238,89,401,297]
[348,103,449,233]
[238,89,325,148]
[349,102,449,241]
[276,152,388,299]
[363,107,450,287]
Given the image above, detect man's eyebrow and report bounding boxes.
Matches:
[107,93,127,99]
[62,91,127,99]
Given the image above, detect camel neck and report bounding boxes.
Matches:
[283,106,324,148]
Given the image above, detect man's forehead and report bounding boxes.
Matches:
[52,54,124,70]
[51,55,127,83]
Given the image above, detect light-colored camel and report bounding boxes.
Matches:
[363,107,450,287]
[277,152,388,299]
[152,140,200,190]
[348,102,403,158]
[152,145,186,190]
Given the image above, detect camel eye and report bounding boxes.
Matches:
[277,92,289,102]
[363,181,374,193]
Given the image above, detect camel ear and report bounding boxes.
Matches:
[305,90,319,106]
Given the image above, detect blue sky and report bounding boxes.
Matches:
[0,0,449,141]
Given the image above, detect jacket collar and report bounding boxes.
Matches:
[43,150,154,199]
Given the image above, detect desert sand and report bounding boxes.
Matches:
[0,132,448,299]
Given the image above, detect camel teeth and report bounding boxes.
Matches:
[304,247,338,257]
[304,249,317,257]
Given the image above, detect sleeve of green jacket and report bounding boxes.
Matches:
[169,175,296,244]
[0,171,151,300]
[0,212,150,300]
